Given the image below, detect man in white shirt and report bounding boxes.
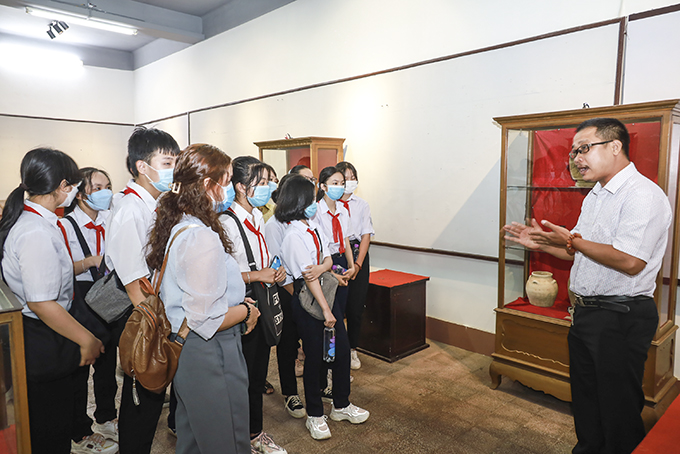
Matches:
[106,127,180,454]
[504,118,672,454]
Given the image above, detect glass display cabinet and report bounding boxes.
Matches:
[0,280,30,453]
[491,100,680,426]
[254,137,345,178]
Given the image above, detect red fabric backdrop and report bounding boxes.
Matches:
[507,122,661,319]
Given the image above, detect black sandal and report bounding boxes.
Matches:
[263,380,274,395]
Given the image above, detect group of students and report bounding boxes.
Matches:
[0,126,374,454]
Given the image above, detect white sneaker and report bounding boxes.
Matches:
[251,432,287,454]
[71,434,118,454]
[330,403,369,424]
[350,349,361,370]
[92,419,118,442]
[305,415,331,440]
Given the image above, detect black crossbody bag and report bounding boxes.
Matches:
[223,210,283,346]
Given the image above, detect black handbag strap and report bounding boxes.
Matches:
[63,214,99,281]
[223,210,259,272]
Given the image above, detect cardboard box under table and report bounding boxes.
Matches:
[357,269,429,362]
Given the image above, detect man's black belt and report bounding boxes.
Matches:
[572,294,650,314]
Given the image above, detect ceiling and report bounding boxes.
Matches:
[0,0,295,69]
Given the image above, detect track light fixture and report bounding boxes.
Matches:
[46,21,69,39]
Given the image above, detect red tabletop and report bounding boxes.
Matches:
[369,269,429,288]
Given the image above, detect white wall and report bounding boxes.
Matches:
[0,52,134,194]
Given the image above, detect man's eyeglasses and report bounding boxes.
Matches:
[569,140,613,160]
[306,176,318,184]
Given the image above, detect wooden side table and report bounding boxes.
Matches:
[357,269,429,362]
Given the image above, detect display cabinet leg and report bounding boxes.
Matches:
[489,362,502,390]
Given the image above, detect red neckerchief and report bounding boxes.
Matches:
[243,218,270,269]
[24,205,73,260]
[307,228,321,265]
[339,199,351,216]
[123,186,142,199]
[84,222,105,255]
[328,211,346,254]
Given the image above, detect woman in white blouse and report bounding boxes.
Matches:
[145,144,259,454]
[0,148,104,454]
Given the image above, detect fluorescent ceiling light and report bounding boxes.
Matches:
[26,6,138,36]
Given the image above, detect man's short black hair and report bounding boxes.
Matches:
[126,126,180,177]
[576,117,630,159]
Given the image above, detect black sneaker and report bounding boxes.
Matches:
[320,387,333,403]
[284,395,306,418]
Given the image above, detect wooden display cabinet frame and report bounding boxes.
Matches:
[254,137,345,177]
[491,100,680,428]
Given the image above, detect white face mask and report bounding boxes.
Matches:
[344,180,358,194]
[58,182,81,208]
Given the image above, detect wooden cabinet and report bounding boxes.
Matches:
[254,137,345,178]
[358,270,429,362]
[0,280,30,454]
[491,100,680,427]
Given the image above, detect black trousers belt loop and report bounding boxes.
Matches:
[572,294,649,314]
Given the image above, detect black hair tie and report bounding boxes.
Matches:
[19,183,29,191]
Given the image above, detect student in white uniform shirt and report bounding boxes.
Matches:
[335,161,374,370]
[105,126,180,454]
[277,174,369,441]
[61,167,120,453]
[219,156,288,454]
[312,166,355,395]
[264,174,307,419]
[0,148,105,454]
[147,144,259,454]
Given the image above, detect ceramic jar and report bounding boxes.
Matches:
[525,271,558,307]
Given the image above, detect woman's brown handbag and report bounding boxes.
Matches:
[118,225,195,397]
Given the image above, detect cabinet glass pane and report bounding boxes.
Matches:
[0,323,15,452]
[507,130,530,187]
[318,148,339,172]
[261,149,288,179]
[660,123,680,326]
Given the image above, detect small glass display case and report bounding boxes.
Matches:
[491,100,680,426]
[0,280,30,453]
[254,137,345,178]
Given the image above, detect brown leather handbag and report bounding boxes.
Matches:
[118,225,195,397]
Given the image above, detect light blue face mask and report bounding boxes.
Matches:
[145,165,174,193]
[268,181,278,192]
[325,184,345,201]
[304,201,317,219]
[247,184,271,208]
[85,189,113,211]
[213,182,235,213]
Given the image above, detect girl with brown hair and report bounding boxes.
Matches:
[146,143,259,454]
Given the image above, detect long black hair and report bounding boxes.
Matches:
[316,166,344,202]
[232,156,267,200]
[275,175,315,223]
[0,148,80,262]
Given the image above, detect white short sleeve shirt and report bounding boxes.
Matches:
[220,203,271,272]
[311,198,350,256]
[2,201,74,319]
[61,205,109,282]
[570,163,672,297]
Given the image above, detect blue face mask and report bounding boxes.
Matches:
[85,189,113,211]
[145,165,174,193]
[268,181,278,193]
[213,182,235,213]
[247,184,271,208]
[325,184,345,201]
[304,202,317,219]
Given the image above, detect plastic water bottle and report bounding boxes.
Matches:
[352,243,360,261]
[323,327,336,363]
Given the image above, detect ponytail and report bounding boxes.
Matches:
[0,148,80,264]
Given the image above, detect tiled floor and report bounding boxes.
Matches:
[123,340,576,453]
